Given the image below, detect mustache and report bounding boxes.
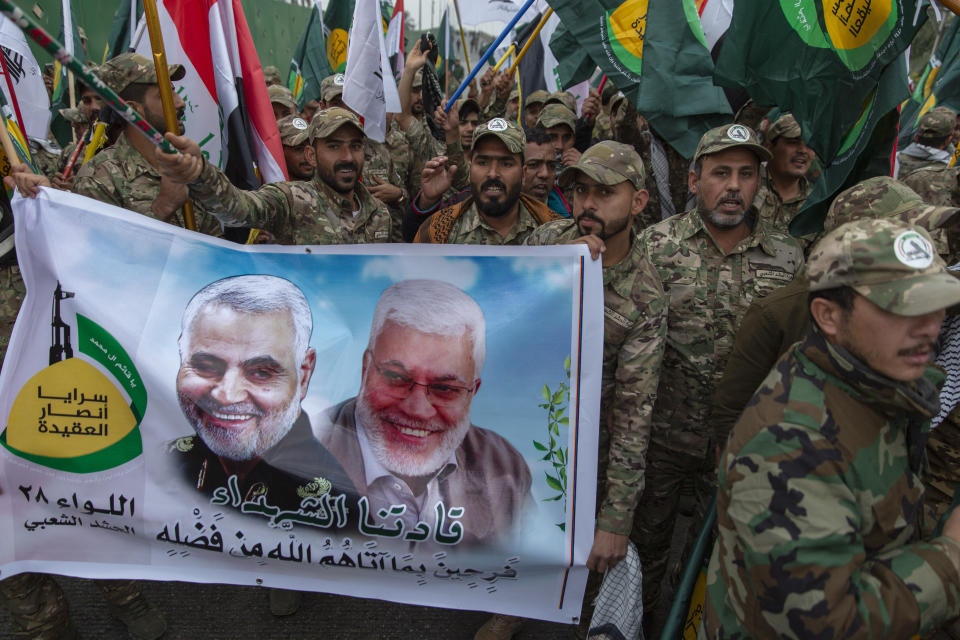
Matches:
[481,179,507,192]
[191,396,264,418]
[791,153,810,163]
[718,193,744,206]
[334,162,358,173]
[898,342,935,357]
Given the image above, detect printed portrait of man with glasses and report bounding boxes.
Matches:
[316,279,533,546]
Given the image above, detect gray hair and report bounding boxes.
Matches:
[179,275,313,364]
[368,280,486,378]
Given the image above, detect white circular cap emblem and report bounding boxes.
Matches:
[487,118,508,132]
[726,125,750,142]
[292,117,308,130]
[893,230,935,269]
[334,74,345,86]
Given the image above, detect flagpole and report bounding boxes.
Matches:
[0,0,178,154]
[452,0,470,70]
[143,0,197,230]
[444,0,536,111]
[493,43,515,71]
[941,0,960,17]
[507,7,552,76]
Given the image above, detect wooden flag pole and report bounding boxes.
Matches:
[452,0,470,70]
[507,7,552,76]
[941,0,960,17]
[142,0,197,231]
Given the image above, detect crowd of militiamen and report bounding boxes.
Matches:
[4,27,960,640]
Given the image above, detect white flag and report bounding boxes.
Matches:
[456,0,522,26]
[0,16,50,141]
[343,0,400,142]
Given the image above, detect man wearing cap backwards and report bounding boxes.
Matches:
[277,115,315,181]
[701,217,960,638]
[754,113,814,241]
[408,118,561,244]
[635,123,804,634]
[154,107,392,245]
[465,141,668,640]
[899,106,958,179]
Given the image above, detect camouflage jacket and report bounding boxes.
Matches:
[526,220,667,534]
[414,195,558,245]
[365,137,408,242]
[29,139,61,178]
[74,135,222,236]
[754,164,813,245]
[899,143,952,179]
[701,328,960,639]
[404,117,446,198]
[639,209,804,456]
[0,263,24,366]
[902,164,960,209]
[186,158,392,245]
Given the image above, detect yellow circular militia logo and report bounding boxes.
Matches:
[327,29,349,73]
[823,0,890,51]
[603,0,648,79]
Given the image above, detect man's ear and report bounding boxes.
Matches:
[299,348,316,400]
[688,170,699,196]
[810,297,846,339]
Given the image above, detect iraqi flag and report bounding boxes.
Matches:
[385,0,404,79]
[136,0,287,186]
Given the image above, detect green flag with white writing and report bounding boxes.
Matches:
[289,0,332,108]
[545,0,731,158]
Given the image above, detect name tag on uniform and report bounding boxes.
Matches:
[374,231,389,240]
[604,306,632,329]
[756,269,792,282]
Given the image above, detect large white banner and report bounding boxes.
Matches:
[0,189,602,623]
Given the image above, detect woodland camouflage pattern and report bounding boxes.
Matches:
[701,327,960,638]
[186,159,391,245]
[526,220,667,534]
[807,218,960,316]
[73,135,223,236]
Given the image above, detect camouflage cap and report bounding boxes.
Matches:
[321,73,346,102]
[263,65,282,86]
[277,114,311,146]
[58,107,88,124]
[545,91,577,113]
[694,123,771,163]
[508,88,519,102]
[557,140,645,190]
[97,52,185,94]
[268,85,299,111]
[307,107,365,142]
[765,113,802,142]
[536,104,576,132]
[525,89,549,107]
[471,117,525,156]
[917,105,957,138]
[455,97,480,118]
[807,218,960,316]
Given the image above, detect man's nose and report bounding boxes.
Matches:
[399,384,438,420]
[209,368,247,405]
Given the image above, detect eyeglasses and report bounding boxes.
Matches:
[371,361,474,405]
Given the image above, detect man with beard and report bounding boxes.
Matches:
[155,107,392,245]
[702,218,960,638]
[314,279,532,546]
[277,115,314,181]
[522,126,571,217]
[65,54,221,235]
[407,118,561,243]
[754,113,814,245]
[170,274,356,510]
[635,124,804,636]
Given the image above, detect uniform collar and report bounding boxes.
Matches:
[674,207,778,257]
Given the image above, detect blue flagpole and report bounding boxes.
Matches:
[443,0,536,112]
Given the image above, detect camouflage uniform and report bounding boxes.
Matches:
[702,219,960,638]
[73,135,222,236]
[898,106,956,179]
[754,164,813,246]
[29,139,62,178]
[635,124,804,620]
[404,116,446,198]
[383,120,412,241]
[902,164,960,209]
[268,85,299,116]
[263,65,283,87]
[186,108,392,245]
[364,138,408,241]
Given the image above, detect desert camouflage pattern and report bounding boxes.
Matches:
[29,141,61,178]
[536,103,576,133]
[592,108,613,142]
[276,114,310,146]
[320,73,345,103]
[754,164,812,244]
[825,176,926,231]
[73,135,223,236]
[899,151,949,178]
[524,89,549,109]
[384,120,412,241]
[701,328,960,639]
[765,112,801,141]
[187,158,391,245]
[364,137,408,242]
[545,91,577,114]
[403,117,446,197]
[918,105,957,138]
[640,209,804,457]
[807,218,960,315]
[903,164,960,209]
[307,107,363,142]
[472,117,525,155]
[526,220,667,534]
[268,84,299,112]
[96,52,184,94]
[262,65,282,86]
[694,123,771,163]
[558,140,645,190]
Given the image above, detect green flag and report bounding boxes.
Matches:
[715,1,924,171]
[288,0,333,108]
[898,18,960,150]
[435,5,452,89]
[49,0,87,148]
[324,0,355,74]
[545,0,731,157]
[548,22,595,89]
[106,0,142,61]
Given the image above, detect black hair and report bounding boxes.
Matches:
[808,286,857,316]
[524,125,552,146]
[917,133,950,149]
